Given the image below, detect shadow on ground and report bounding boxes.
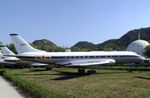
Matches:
[99,67,150,71]
[134,76,150,80]
[29,69,48,72]
[51,70,129,80]
[13,67,150,80]
[51,71,93,80]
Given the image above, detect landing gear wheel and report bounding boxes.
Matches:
[128,65,133,72]
[87,70,96,74]
[128,69,133,72]
[46,66,53,70]
[78,69,85,74]
[19,65,24,69]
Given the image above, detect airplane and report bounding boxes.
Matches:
[0,51,17,67]
[9,34,146,74]
[0,45,49,69]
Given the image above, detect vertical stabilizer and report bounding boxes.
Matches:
[0,52,4,59]
[10,34,45,53]
[0,52,3,56]
[0,46,15,55]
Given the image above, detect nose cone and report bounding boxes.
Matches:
[138,55,145,60]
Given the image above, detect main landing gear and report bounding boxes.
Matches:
[46,66,53,70]
[78,68,85,74]
[78,68,96,74]
[87,70,96,74]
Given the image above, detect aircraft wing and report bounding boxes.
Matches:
[57,59,116,67]
[0,59,16,65]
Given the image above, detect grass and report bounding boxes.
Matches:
[3,69,69,98]
[2,67,150,98]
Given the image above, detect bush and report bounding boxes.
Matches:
[0,65,4,68]
[0,70,5,75]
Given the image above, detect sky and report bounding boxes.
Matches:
[1,0,150,47]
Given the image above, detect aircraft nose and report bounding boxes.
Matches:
[139,55,145,60]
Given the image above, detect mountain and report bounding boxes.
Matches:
[117,27,150,49]
[6,27,150,52]
[32,39,64,52]
[32,39,57,47]
[96,39,121,51]
[72,27,150,51]
[71,41,96,51]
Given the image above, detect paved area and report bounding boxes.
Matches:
[0,76,25,98]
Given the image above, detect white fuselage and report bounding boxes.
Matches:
[16,51,145,65]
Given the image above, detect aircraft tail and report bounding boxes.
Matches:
[0,52,3,57]
[0,50,4,59]
[0,45,15,55]
[10,34,45,54]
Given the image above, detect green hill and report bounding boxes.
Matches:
[32,39,64,52]
[118,27,150,49]
[72,27,150,51]
[71,41,96,51]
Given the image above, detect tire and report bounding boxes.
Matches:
[46,66,53,70]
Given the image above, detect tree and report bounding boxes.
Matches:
[97,43,121,51]
[0,41,2,45]
[7,44,17,54]
[32,44,64,52]
[144,45,150,57]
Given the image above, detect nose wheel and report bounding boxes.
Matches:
[46,66,53,70]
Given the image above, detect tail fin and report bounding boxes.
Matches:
[0,45,15,55]
[0,52,3,57]
[10,34,45,54]
[0,51,4,59]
